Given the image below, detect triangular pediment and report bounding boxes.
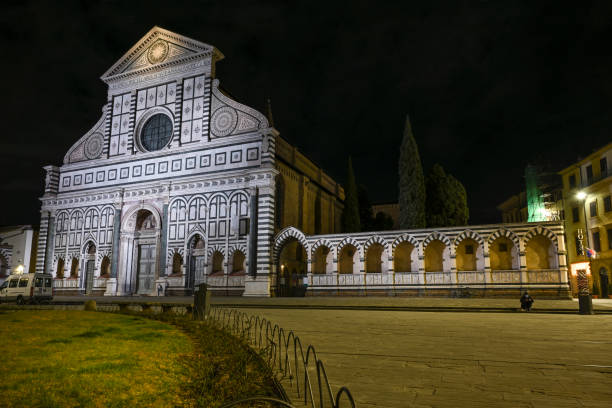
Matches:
[101,26,224,83]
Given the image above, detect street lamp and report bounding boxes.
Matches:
[576,191,594,314]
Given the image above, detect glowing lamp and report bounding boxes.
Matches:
[15,264,24,275]
[576,191,587,200]
[570,261,590,276]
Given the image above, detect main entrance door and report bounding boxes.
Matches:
[187,256,205,292]
[85,260,95,294]
[137,244,156,294]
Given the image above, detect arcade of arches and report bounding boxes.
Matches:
[272,224,570,298]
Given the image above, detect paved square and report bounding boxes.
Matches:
[248,309,612,407]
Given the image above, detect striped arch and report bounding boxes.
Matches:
[391,234,420,256]
[363,235,389,253]
[186,230,205,247]
[207,244,226,258]
[67,252,80,262]
[166,247,185,266]
[523,225,559,249]
[81,234,98,254]
[422,231,451,248]
[96,249,112,269]
[228,243,247,259]
[337,236,363,258]
[273,227,309,262]
[453,229,484,246]
[487,228,520,249]
[311,239,334,257]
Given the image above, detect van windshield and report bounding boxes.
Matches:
[45,278,52,287]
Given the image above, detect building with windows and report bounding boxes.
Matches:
[0,225,37,284]
[36,27,343,296]
[559,142,612,297]
[35,27,570,298]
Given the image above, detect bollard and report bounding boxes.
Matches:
[193,283,210,320]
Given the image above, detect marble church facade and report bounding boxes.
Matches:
[36,27,343,297]
[36,27,569,298]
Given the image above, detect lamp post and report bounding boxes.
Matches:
[576,191,594,314]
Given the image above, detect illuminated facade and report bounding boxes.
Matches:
[559,142,612,297]
[36,27,343,296]
[35,27,570,298]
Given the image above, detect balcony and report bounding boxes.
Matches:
[582,168,612,188]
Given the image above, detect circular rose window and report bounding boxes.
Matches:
[140,114,172,151]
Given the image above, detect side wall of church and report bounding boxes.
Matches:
[274,137,344,236]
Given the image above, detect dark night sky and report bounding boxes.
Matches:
[1,1,611,227]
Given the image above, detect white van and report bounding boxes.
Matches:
[0,273,53,304]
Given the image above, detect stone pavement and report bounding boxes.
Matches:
[245,308,612,408]
[51,295,612,314]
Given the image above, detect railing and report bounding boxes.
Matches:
[210,306,356,408]
[490,270,521,284]
[394,272,422,285]
[582,167,612,187]
[456,271,485,284]
[424,271,452,285]
[527,269,561,284]
[53,279,79,289]
[93,278,108,288]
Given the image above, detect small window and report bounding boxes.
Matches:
[45,278,52,288]
[586,165,594,184]
[593,231,601,252]
[239,218,250,236]
[559,210,565,220]
[465,245,474,255]
[35,277,43,287]
[572,207,580,223]
[604,196,612,213]
[18,279,28,288]
[590,201,598,217]
[9,279,18,288]
[569,174,576,189]
[607,228,612,250]
[600,157,608,176]
[498,243,508,252]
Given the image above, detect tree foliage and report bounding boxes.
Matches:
[398,115,426,229]
[425,164,469,227]
[358,185,395,231]
[342,156,361,233]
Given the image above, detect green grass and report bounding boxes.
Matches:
[0,310,281,408]
[0,310,192,408]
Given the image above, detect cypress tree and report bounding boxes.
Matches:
[425,164,469,227]
[342,156,361,232]
[398,115,426,229]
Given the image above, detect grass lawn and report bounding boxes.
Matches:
[0,310,192,407]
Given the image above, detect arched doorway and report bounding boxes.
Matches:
[277,238,307,296]
[134,209,159,295]
[600,267,609,298]
[84,242,96,294]
[186,234,205,293]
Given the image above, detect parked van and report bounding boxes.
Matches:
[0,273,53,304]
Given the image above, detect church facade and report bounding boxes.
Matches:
[36,27,343,297]
[36,27,570,298]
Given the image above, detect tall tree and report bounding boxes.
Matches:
[342,156,361,232]
[398,115,426,229]
[425,164,469,227]
[358,184,374,231]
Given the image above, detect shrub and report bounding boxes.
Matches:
[84,300,97,311]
